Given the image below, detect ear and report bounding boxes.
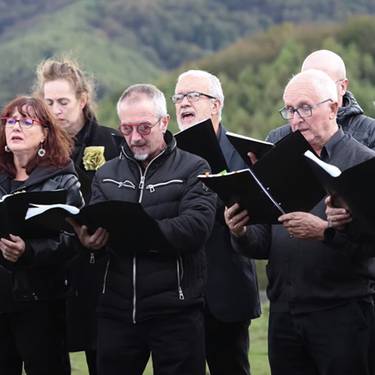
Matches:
[79,92,88,110]
[329,101,339,118]
[211,99,221,116]
[160,115,170,133]
[41,127,48,142]
[338,78,348,97]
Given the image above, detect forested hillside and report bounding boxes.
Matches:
[146,16,375,139]
[89,0,375,68]
[0,0,374,107]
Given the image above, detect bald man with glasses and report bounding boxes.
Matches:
[225,69,375,375]
[267,49,375,149]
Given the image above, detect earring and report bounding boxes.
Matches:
[38,142,46,157]
[4,145,10,152]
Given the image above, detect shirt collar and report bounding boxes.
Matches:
[320,127,345,160]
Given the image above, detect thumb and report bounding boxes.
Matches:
[66,217,83,235]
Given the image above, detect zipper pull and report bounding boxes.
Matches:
[139,175,145,189]
[89,252,95,264]
[178,287,185,300]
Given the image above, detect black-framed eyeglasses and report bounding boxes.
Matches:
[1,117,43,129]
[171,91,217,104]
[119,118,161,136]
[279,99,333,120]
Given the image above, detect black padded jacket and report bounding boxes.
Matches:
[91,131,217,323]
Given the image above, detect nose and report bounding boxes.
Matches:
[51,102,62,116]
[289,111,304,129]
[180,95,191,106]
[12,120,23,130]
[129,128,143,142]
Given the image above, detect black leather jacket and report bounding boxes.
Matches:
[0,161,83,311]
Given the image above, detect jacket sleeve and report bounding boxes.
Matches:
[231,223,271,259]
[323,226,375,258]
[13,174,85,268]
[157,158,217,254]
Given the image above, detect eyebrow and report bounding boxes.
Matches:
[286,101,311,107]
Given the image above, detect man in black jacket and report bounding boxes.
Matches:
[225,69,375,375]
[72,83,216,375]
[173,70,260,375]
[267,49,375,149]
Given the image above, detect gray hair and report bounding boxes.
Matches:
[176,70,224,118]
[284,69,338,102]
[116,83,167,118]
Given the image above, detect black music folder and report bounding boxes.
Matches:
[304,150,375,235]
[198,131,325,224]
[0,190,67,238]
[174,118,228,173]
[226,131,274,166]
[26,200,169,251]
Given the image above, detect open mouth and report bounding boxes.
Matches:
[180,111,195,121]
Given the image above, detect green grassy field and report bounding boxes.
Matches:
[70,303,270,375]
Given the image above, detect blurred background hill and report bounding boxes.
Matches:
[1,0,375,137]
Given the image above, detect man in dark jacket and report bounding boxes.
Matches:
[173,69,260,375]
[267,49,375,149]
[225,69,375,375]
[72,83,216,375]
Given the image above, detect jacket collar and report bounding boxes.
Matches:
[320,128,345,160]
[337,91,363,123]
[0,160,76,193]
[217,123,237,170]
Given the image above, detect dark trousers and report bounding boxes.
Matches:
[97,308,205,375]
[85,349,97,375]
[205,309,251,375]
[268,300,375,375]
[0,300,70,375]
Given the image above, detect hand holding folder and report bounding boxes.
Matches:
[25,200,169,251]
[304,150,375,236]
[198,131,325,224]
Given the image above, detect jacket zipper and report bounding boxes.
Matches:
[146,179,183,193]
[102,259,110,294]
[89,252,95,264]
[131,150,167,324]
[176,257,185,300]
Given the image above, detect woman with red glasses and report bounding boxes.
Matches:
[0,96,83,375]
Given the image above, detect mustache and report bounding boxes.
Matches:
[130,140,146,146]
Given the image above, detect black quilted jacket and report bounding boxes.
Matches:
[91,131,217,323]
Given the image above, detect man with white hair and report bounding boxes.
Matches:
[72,83,216,375]
[173,70,260,375]
[225,69,375,375]
[268,49,375,148]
